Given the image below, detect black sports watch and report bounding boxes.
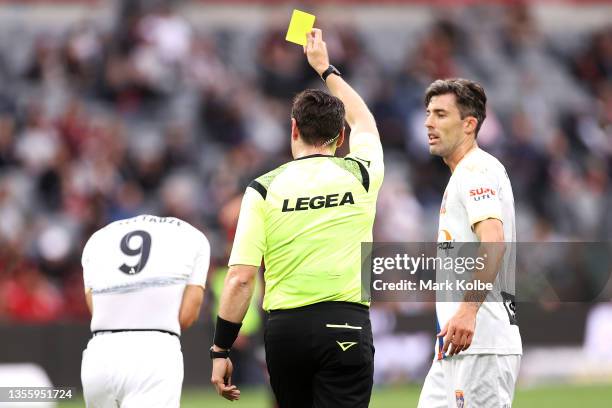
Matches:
[321,65,341,82]
[209,346,230,359]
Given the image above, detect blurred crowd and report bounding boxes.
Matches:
[0,1,609,324]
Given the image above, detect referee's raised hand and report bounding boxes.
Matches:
[304,28,378,137]
[304,28,329,76]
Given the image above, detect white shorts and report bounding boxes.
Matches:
[81,331,183,408]
[417,354,521,408]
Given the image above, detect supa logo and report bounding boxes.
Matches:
[469,187,496,201]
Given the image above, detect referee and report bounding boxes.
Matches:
[210,28,383,407]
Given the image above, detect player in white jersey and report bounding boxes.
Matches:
[80,215,210,408]
[417,79,522,408]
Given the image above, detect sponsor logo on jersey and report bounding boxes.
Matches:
[437,229,455,253]
[437,229,455,250]
[437,241,455,250]
[282,192,355,212]
[455,390,465,408]
[469,187,496,201]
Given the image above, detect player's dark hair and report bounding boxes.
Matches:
[291,89,345,146]
[424,78,487,137]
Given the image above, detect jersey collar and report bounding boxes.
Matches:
[294,153,335,161]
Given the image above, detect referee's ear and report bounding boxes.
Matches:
[336,127,345,148]
[291,118,300,142]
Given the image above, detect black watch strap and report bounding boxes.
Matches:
[209,346,230,359]
[321,65,341,81]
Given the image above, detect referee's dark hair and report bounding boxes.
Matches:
[424,78,487,137]
[292,89,345,146]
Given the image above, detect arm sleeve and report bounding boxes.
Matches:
[458,167,503,229]
[345,132,384,192]
[188,233,211,288]
[228,186,267,267]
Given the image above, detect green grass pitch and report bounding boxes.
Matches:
[58,383,612,407]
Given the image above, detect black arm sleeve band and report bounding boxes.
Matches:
[213,316,242,350]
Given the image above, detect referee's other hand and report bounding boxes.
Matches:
[304,28,329,77]
[211,357,241,401]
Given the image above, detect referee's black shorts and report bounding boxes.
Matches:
[264,301,374,408]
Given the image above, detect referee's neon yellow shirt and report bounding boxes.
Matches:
[229,132,384,311]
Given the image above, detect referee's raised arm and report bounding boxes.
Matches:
[305,28,378,138]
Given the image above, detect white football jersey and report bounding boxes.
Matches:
[435,148,522,357]
[82,215,210,335]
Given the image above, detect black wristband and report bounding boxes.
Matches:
[213,316,242,350]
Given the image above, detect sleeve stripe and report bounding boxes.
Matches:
[248,180,267,200]
[346,158,370,192]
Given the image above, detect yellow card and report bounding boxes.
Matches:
[285,9,316,46]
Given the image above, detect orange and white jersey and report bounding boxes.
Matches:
[435,148,522,357]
